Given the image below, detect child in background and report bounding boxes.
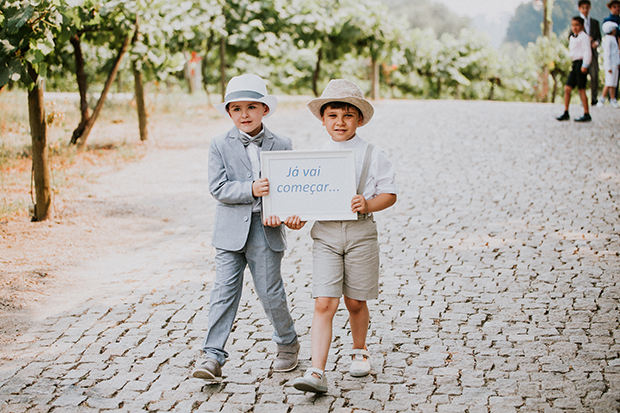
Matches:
[291,79,397,393]
[597,21,620,107]
[557,16,593,122]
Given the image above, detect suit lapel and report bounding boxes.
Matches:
[227,127,252,171]
[261,126,275,152]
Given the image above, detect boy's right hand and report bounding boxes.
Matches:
[283,215,306,230]
[252,178,270,197]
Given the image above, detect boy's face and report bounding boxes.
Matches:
[227,101,268,136]
[579,3,591,16]
[612,4,620,15]
[572,20,584,34]
[321,106,363,142]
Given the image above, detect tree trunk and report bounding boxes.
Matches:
[539,0,555,102]
[70,34,90,144]
[184,51,196,94]
[542,0,554,37]
[312,47,323,97]
[73,31,133,149]
[27,66,52,221]
[220,36,227,102]
[370,56,380,100]
[551,72,558,103]
[132,60,148,141]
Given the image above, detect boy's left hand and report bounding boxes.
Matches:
[263,215,282,227]
[351,195,368,214]
[581,67,588,73]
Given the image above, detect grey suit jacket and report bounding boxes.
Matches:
[209,125,292,252]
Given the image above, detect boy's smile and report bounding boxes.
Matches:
[321,107,363,142]
[227,101,269,136]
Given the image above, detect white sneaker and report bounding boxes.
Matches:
[611,99,619,108]
[596,100,605,107]
[292,368,328,393]
[349,349,371,377]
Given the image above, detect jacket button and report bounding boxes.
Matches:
[244,216,249,222]
[247,172,251,177]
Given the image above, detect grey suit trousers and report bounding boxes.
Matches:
[202,213,297,366]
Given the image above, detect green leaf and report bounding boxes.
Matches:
[38,62,48,79]
[6,4,35,33]
[0,64,11,87]
[0,39,16,57]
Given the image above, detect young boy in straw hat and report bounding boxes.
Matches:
[192,74,303,383]
[291,79,397,393]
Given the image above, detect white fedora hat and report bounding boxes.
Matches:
[214,74,278,118]
[307,79,374,126]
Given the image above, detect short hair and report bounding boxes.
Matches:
[578,0,591,6]
[572,16,585,27]
[319,101,363,118]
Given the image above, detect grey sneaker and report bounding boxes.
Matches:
[192,358,222,383]
[273,341,300,372]
[292,368,328,393]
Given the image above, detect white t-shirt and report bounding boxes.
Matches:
[320,135,398,200]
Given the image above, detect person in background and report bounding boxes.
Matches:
[598,21,620,107]
[604,0,620,92]
[557,16,593,122]
[578,0,601,106]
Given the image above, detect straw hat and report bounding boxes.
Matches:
[608,0,620,8]
[307,79,374,126]
[214,74,278,118]
[603,21,618,34]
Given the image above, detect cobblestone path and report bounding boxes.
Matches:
[1,100,619,412]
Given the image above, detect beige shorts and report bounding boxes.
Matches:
[310,217,380,301]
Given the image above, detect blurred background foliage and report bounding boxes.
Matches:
[0,0,610,104]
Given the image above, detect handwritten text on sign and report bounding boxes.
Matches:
[261,150,357,221]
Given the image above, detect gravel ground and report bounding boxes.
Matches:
[0,98,619,412]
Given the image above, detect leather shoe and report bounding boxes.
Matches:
[192,358,222,382]
[273,341,300,372]
[556,112,570,121]
[574,113,591,122]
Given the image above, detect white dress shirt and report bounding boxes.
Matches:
[581,13,591,36]
[570,31,592,67]
[240,128,264,213]
[320,135,398,200]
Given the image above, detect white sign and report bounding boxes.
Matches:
[261,150,357,221]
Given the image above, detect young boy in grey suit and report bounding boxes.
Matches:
[192,74,303,382]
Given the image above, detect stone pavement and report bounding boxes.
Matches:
[1,100,619,412]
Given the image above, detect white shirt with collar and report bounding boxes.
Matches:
[320,134,398,200]
[581,13,591,36]
[570,31,593,67]
[240,127,264,213]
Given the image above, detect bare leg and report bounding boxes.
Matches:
[578,88,589,114]
[344,296,369,351]
[602,86,610,101]
[311,297,340,372]
[611,87,616,100]
[564,85,573,111]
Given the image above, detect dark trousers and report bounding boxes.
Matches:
[590,49,599,104]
